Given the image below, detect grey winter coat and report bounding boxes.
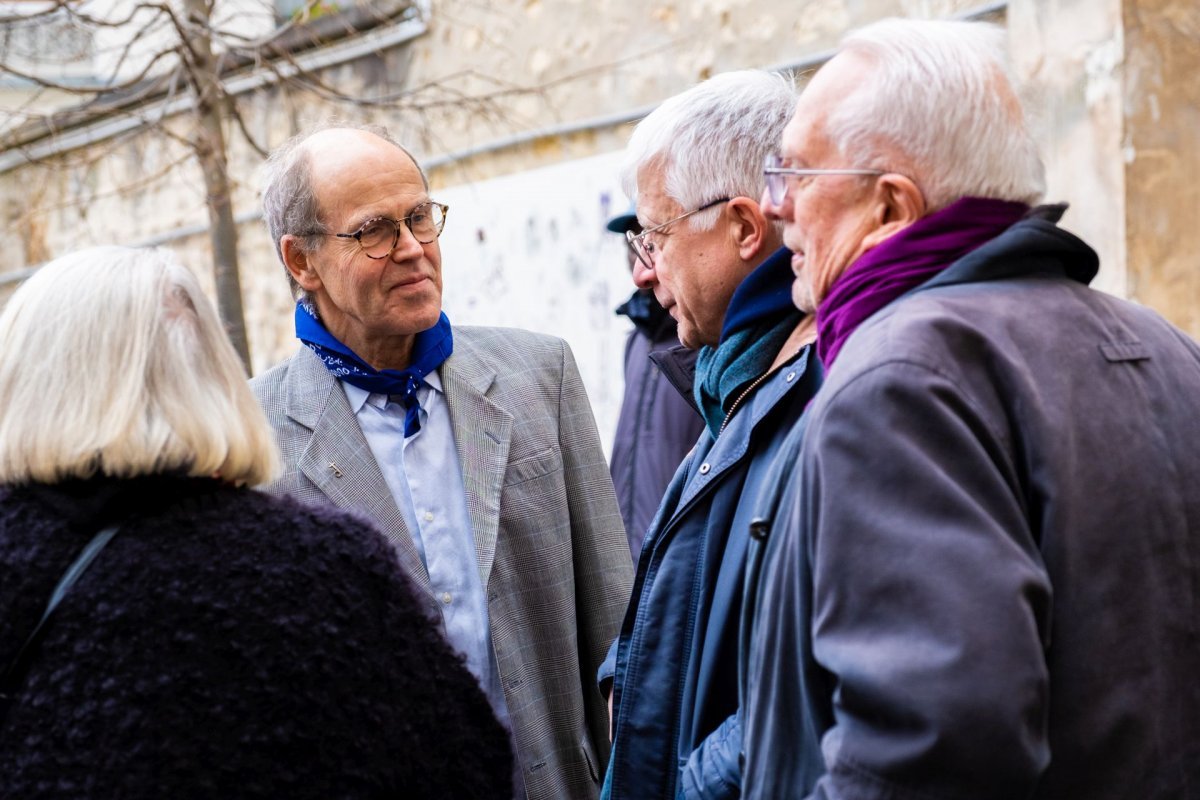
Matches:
[743,207,1200,799]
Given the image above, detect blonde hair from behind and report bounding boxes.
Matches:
[0,246,281,487]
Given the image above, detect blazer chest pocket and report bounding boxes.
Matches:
[504,447,563,486]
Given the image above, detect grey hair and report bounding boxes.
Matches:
[260,120,429,302]
[827,18,1046,210]
[0,246,281,486]
[620,70,797,231]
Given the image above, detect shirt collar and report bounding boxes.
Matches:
[342,369,444,413]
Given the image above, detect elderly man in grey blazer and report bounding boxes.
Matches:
[251,124,633,800]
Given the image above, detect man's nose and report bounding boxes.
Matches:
[631,257,656,289]
[760,187,784,221]
[389,222,426,260]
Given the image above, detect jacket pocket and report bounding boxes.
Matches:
[581,736,601,783]
[504,447,563,486]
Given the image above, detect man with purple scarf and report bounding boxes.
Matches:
[599,71,823,800]
[742,18,1200,800]
[251,124,633,800]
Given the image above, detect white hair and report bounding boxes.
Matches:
[827,18,1046,210]
[621,69,797,230]
[0,246,281,486]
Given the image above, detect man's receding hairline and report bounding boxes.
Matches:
[299,127,425,194]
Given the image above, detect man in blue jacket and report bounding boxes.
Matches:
[599,70,822,799]
[743,18,1200,800]
[607,208,705,562]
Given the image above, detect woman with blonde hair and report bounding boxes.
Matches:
[0,246,512,798]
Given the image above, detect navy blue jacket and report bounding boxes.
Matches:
[602,339,821,799]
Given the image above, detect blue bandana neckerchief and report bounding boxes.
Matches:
[694,247,803,439]
[294,303,454,437]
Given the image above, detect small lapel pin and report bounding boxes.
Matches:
[329,463,344,478]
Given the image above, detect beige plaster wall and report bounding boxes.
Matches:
[0,0,981,355]
[409,0,981,178]
[3,0,1197,353]
[1008,0,1127,297]
[1122,0,1200,335]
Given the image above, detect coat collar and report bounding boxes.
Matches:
[650,345,701,416]
[920,204,1099,293]
[283,346,434,597]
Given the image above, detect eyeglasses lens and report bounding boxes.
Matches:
[626,231,650,269]
[764,175,778,205]
[359,204,447,257]
[764,155,785,206]
[409,204,445,243]
[359,219,398,258]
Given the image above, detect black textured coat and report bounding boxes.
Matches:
[0,475,513,799]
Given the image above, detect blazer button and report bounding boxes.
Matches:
[699,463,711,475]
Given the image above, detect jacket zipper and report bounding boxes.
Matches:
[718,345,807,436]
[718,367,778,436]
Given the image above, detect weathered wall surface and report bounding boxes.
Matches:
[2,0,1197,446]
[1008,0,1127,296]
[1122,0,1200,333]
[436,151,636,447]
[1009,0,1199,329]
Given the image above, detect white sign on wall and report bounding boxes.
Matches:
[436,150,638,455]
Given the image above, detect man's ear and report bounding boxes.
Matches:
[727,196,771,261]
[861,174,926,250]
[280,235,323,293]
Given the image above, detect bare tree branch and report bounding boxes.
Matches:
[224,92,267,158]
[0,0,643,369]
[16,147,192,219]
[0,0,70,26]
[0,44,178,96]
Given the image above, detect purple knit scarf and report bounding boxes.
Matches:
[816,196,1029,367]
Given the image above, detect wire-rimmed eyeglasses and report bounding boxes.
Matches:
[763,154,883,205]
[319,201,449,259]
[625,197,730,270]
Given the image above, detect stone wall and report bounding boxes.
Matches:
[1122,0,1200,333]
[1,0,1197,445]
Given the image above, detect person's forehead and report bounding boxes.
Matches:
[792,52,870,134]
[780,63,856,162]
[778,111,808,157]
[634,160,682,224]
[306,131,418,184]
[307,134,426,219]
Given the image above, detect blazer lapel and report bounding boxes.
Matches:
[285,348,435,598]
[441,346,512,591]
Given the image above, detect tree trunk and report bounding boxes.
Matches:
[183,0,252,372]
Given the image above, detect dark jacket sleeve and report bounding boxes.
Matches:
[799,360,1052,799]
[678,712,741,800]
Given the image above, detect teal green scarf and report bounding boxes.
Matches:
[694,310,800,438]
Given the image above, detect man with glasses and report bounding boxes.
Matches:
[742,18,1200,800]
[606,205,705,562]
[253,124,633,800]
[600,71,822,800]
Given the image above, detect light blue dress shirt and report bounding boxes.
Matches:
[342,375,514,737]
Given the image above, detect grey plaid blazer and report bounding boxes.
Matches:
[251,326,633,800]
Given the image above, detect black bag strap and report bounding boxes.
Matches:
[0,524,122,718]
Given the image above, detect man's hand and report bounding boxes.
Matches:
[608,689,615,741]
